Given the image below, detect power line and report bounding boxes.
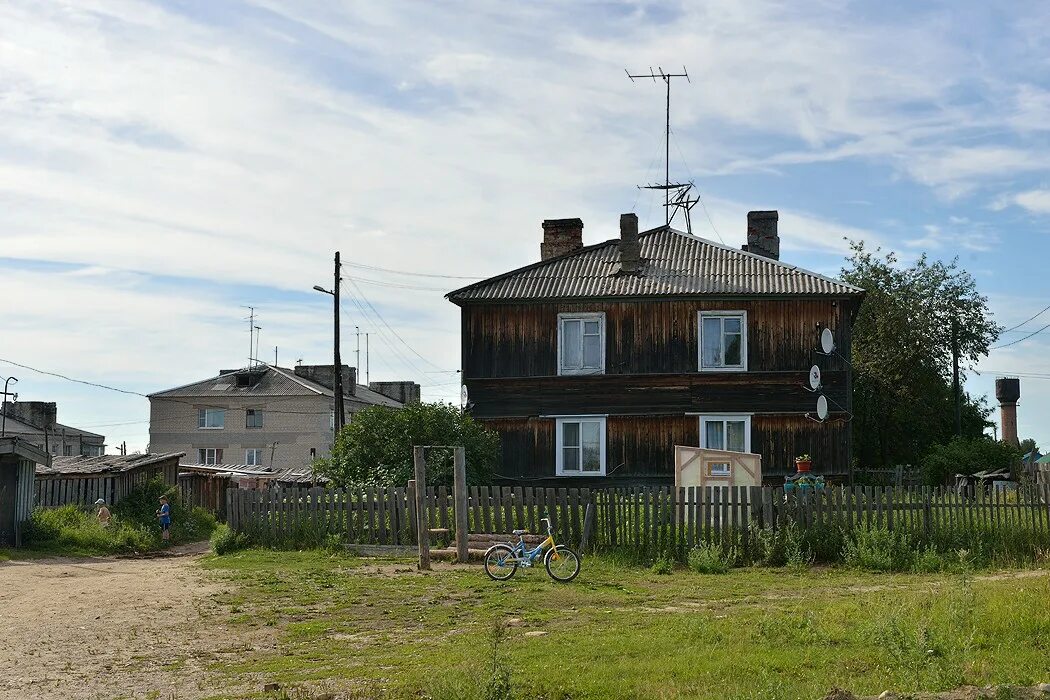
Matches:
[343,261,482,280]
[347,275,450,292]
[989,321,1050,350]
[346,278,449,372]
[1000,303,1050,334]
[669,127,725,245]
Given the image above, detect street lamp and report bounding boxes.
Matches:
[1,376,18,438]
[313,252,346,432]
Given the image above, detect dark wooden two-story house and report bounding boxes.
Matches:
[447,211,865,486]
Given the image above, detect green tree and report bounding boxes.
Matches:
[841,241,1001,468]
[315,402,501,488]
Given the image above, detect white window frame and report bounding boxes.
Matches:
[245,448,264,466]
[698,414,753,454]
[698,310,748,372]
[245,409,263,429]
[197,408,226,429]
[557,312,606,376]
[555,416,607,477]
[198,447,223,465]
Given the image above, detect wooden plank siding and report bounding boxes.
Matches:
[462,298,856,483]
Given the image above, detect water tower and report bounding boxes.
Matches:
[995,377,1020,446]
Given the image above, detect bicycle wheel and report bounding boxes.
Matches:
[544,545,580,582]
[483,544,519,581]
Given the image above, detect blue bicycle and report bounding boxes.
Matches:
[483,517,581,582]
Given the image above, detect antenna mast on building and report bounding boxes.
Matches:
[626,66,696,230]
[241,306,257,368]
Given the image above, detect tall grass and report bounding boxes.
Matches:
[23,478,216,555]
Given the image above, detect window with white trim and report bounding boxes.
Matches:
[198,448,223,465]
[558,313,605,375]
[246,409,263,429]
[198,408,225,429]
[245,448,264,466]
[555,416,606,476]
[699,311,747,371]
[699,415,751,453]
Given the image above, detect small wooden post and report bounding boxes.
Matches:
[453,446,469,564]
[580,501,595,554]
[413,446,431,571]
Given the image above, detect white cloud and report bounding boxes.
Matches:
[1010,189,1050,214]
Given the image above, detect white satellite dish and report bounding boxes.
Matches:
[820,328,835,355]
[808,365,822,391]
[460,384,469,408]
[816,394,829,420]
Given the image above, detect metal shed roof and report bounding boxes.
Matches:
[447,226,864,303]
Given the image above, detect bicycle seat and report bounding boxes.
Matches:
[512,529,528,536]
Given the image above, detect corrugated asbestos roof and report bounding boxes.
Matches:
[39,451,185,476]
[447,227,864,303]
[149,365,403,407]
[179,462,327,484]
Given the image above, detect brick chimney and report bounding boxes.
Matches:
[615,212,642,275]
[540,218,584,261]
[742,210,780,260]
[1,401,57,429]
[293,364,357,397]
[368,381,421,405]
[995,377,1020,446]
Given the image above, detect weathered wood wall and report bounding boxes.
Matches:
[462,299,852,378]
[482,414,847,482]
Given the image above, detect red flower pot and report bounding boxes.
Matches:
[795,459,812,473]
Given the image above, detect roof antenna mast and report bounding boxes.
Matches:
[241,305,256,368]
[626,66,696,231]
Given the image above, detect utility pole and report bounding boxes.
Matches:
[355,326,361,377]
[365,333,370,385]
[627,66,690,226]
[313,252,345,431]
[952,315,961,436]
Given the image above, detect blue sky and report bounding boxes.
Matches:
[2,0,1050,452]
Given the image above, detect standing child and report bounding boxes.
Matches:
[156,495,171,545]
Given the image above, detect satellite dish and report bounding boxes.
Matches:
[820,328,835,355]
[808,365,822,391]
[816,394,829,421]
[460,384,469,408]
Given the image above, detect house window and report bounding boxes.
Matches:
[246,409,263,429]
[63,444,73,456]
[699,415,751,453]
[558,313,605,375]
[198,408,225,429]
[699,311,747,371]
[245,448,264,466]
[198,448,223,465]
[555,416,606,476]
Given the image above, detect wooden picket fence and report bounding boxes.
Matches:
[226,483,1050,553]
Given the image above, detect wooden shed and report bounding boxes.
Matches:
[0,437,49,547]
[35,452,184,507]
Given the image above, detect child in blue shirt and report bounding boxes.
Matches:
[156,495,172,545]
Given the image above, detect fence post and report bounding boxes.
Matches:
[413,446,431,571]
[922,487,932,542]
[580,501,595,554]
[453,447,469,564]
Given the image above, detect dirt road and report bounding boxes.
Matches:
[0,544,261,700]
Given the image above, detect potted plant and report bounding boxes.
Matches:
[795,454,812,473]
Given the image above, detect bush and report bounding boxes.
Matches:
[921,437,1020,486]
[844,527,915,572]
[113,477,216,544]
[688,543,731,574]
[210,523,247,555]
[650,555,675,575]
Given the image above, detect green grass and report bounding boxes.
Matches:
[200,550,1050,699]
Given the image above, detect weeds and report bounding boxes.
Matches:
[687,543,731,574]
[484,621,512,700]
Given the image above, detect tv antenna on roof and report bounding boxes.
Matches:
[626,66,692,227]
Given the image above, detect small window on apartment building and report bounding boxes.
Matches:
[558,313,605,375]
[310,447,317,459]
[63,444,73,456]
[246,409,263,429]
[198,408,225,429]
[699,415,751,453]
[198,448,223,465]
[555,416,606,476]
[699,311,747,371]
[245,448,264,466]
